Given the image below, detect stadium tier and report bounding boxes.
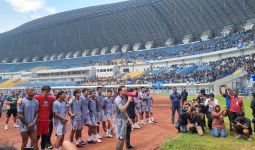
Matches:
[1,0,255,60]
[0,29,254,73]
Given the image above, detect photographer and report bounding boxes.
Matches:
[196,89,207,130]
[233,112,252,141]
[211,105,227,137]
[204,93,219,130]
[250,91,255,131]
[188,106,204,136]
[176,103,191,133]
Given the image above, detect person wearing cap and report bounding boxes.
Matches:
[196,89,207,129]
[233,112,252,141]
[5,90,19,129]
[204,93,219,130]
[211,105,227,137]
[34,85,56,150]
[250,91,255,131]
[188,106,204,136]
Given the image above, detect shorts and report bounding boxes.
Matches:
[97,111,104,122]
[6,109,17,117]
[37,121,49,135]
[141,105,149,112]
[71,119,83,131]
[0,102,2,113]
[19,123,37,133]
[115,119,127,140]
[104,112,112,121]
[89,113,97,126]
[148,106,153,112]
[229,112,238,123]
[55,124,67,136]
[83,114,92,126]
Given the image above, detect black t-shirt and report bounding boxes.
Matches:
[234,117,253,134]
[178,108,189,125]
[197,95,208,113]
[126,101,136,120]
[250,98,255,117]
[188,113,203,126]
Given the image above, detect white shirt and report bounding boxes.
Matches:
[205,98,219,112]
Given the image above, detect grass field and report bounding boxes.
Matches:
[158,94,255,150]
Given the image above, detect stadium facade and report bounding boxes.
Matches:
[0,0,255,60]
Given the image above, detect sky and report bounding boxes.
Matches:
[0,0,127,33]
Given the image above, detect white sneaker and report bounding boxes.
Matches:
[4,124,8,130]
[141,120,145,125]
[136,124,141,129]
[106,133,113,138]
[96,134,102,139]
[92,134,97,142]
[148,120,154,124]
[14,123,19,128]
[133,123,140,129]
[96,137,102,143]
[235,134,241,139]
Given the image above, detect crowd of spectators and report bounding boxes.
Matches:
[83,53,255,85]
[93,28,255,66]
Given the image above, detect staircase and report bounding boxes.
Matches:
[214,68,243,95]
[0,78,25,88]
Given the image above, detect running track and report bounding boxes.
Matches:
[0,95,177,150]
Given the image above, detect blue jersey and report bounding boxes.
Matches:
[170,92,181,108]
[17,97,39,128]
[223,93,230,108]
[89,98,98,114]
[80,96,90,115]
[138,92,148,106]
[114,96,127,120]
[52,100,67,126]
[96,94,104,111]
[70,99,82,120]
[103,97,113,113]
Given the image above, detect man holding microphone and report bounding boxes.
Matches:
[114,85,133,150]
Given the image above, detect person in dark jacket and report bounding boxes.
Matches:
[181,87,188,107]
[125,89,136,149]
[250,91,255,132]
[176,103,191,133]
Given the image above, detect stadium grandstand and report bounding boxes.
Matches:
[1,0,255,150]
[0,0,254,94]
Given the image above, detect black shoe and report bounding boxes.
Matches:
[126,145,135,149]
[88,140,96,144]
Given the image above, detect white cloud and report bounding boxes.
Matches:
[30,14,43,20]
[45,7,56,14]
[5,0,57,20]
[5,0,45,13]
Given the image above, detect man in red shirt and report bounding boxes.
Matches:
[34,85,55,150]
[225,88,244,132]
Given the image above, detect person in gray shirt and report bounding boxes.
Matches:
[17,87,39,150]
[52,91,68,150]
[114,85,132,150]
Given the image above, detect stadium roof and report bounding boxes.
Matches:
[0,0,255,59]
